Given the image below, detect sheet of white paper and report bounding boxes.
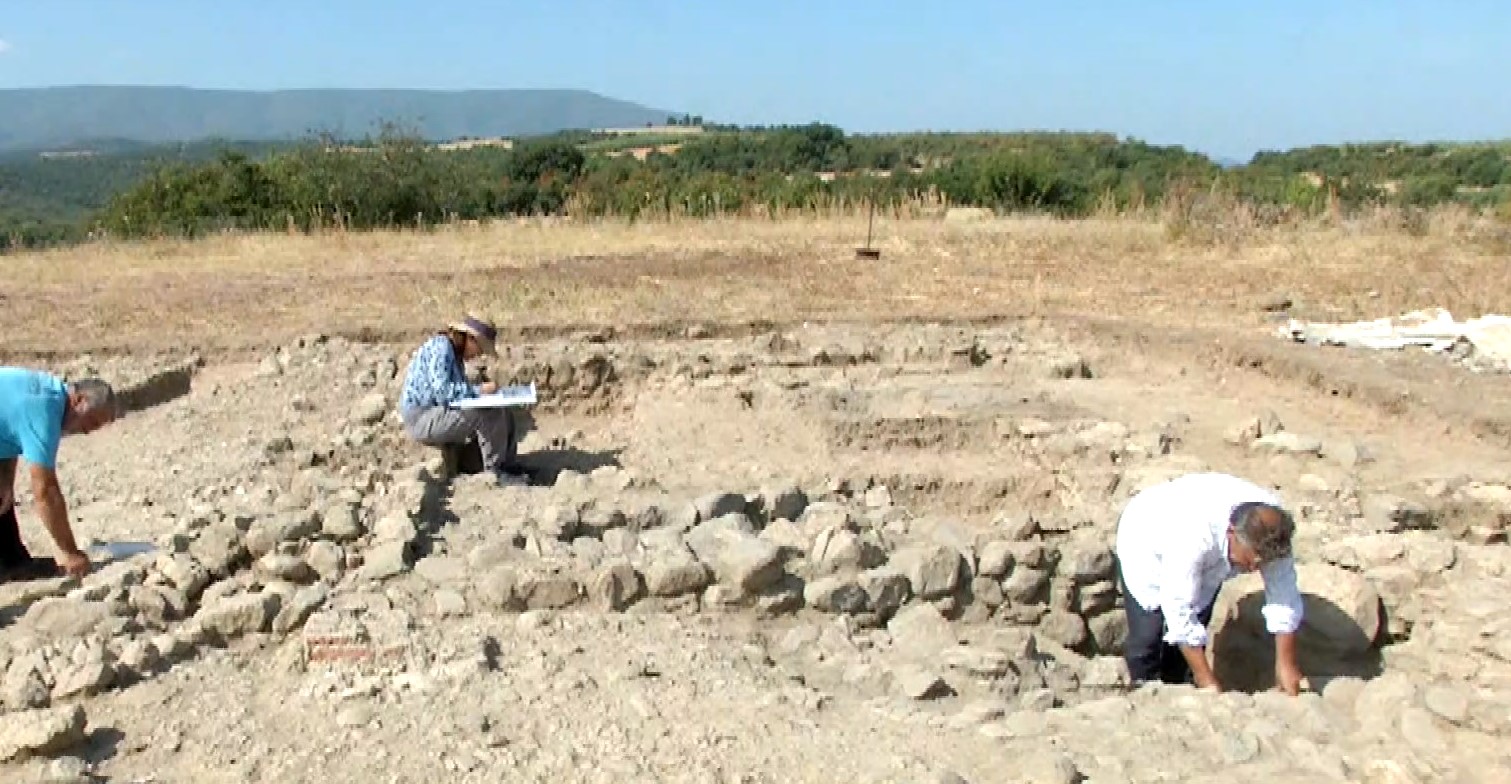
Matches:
[449,382,538,409]
[86,541,158,563]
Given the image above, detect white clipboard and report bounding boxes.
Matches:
[449,382,538,409]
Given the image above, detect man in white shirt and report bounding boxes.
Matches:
[1114,472,1305,695]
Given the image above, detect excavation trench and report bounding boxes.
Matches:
[0,322,1480,784]
[341,329,1447,706]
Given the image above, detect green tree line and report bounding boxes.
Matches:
[90,124,1199,236]
[3,124,1509,250]
[0,138,297,250]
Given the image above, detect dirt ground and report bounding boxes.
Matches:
[3,215,1511,783]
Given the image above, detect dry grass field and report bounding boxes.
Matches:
[4,206,1509,358]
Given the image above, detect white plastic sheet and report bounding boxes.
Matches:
[1278,308,1511,370]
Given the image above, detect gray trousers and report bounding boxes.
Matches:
[401,405,521,472]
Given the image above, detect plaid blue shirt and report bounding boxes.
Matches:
[399,335,478,413]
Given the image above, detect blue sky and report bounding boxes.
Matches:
[0,1,1505,160]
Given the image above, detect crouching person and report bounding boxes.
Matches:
[1,369,120,581]
[1114,471,1306,695]
[397,315,527,487]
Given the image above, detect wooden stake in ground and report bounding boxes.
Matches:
[856,197,881,260]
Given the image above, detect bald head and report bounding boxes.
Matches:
[1230,501,1294,562]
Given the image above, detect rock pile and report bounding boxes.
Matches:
[6,325,1511,781]
[36,354,203,417]
[0,446,434,717]
[413,471,1144,652]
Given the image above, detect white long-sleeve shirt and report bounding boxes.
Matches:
[1115,472,1304,647]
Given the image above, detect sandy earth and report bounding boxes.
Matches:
[2,317,1510,783]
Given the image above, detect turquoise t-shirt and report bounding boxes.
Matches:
[0,367,67,470]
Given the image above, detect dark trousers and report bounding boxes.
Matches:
[1119,565,1217,685]
[1,505,61,580]
[2,505,34,567]
[1,457,58,580]
[1,456,25,568]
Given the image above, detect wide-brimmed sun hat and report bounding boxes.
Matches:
[449,314,498,356]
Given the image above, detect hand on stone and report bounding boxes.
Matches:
[1194,671,1223,692]
[1276,660,1303,696]
[58,549,91,578]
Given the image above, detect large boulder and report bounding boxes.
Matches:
[1209,563,1384,692]
[0,704,87,763]
[685,516,784,593]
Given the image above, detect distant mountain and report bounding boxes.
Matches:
[0,86,678,151]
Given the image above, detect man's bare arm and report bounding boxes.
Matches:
[28,462,84,559]
[1179,645,1221,690]
[1258,556,1306,695]
[1273,631,1303,695]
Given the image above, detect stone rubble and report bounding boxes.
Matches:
[1,327,1509,782]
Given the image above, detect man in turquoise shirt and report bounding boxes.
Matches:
[0,367,119,581]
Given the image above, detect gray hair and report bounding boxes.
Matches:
[1229,501,1294,562]
[70,378,120,418]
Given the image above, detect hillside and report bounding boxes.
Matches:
[0,86,677,152]
[0,139,301,244]
[4,123,1510,253]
